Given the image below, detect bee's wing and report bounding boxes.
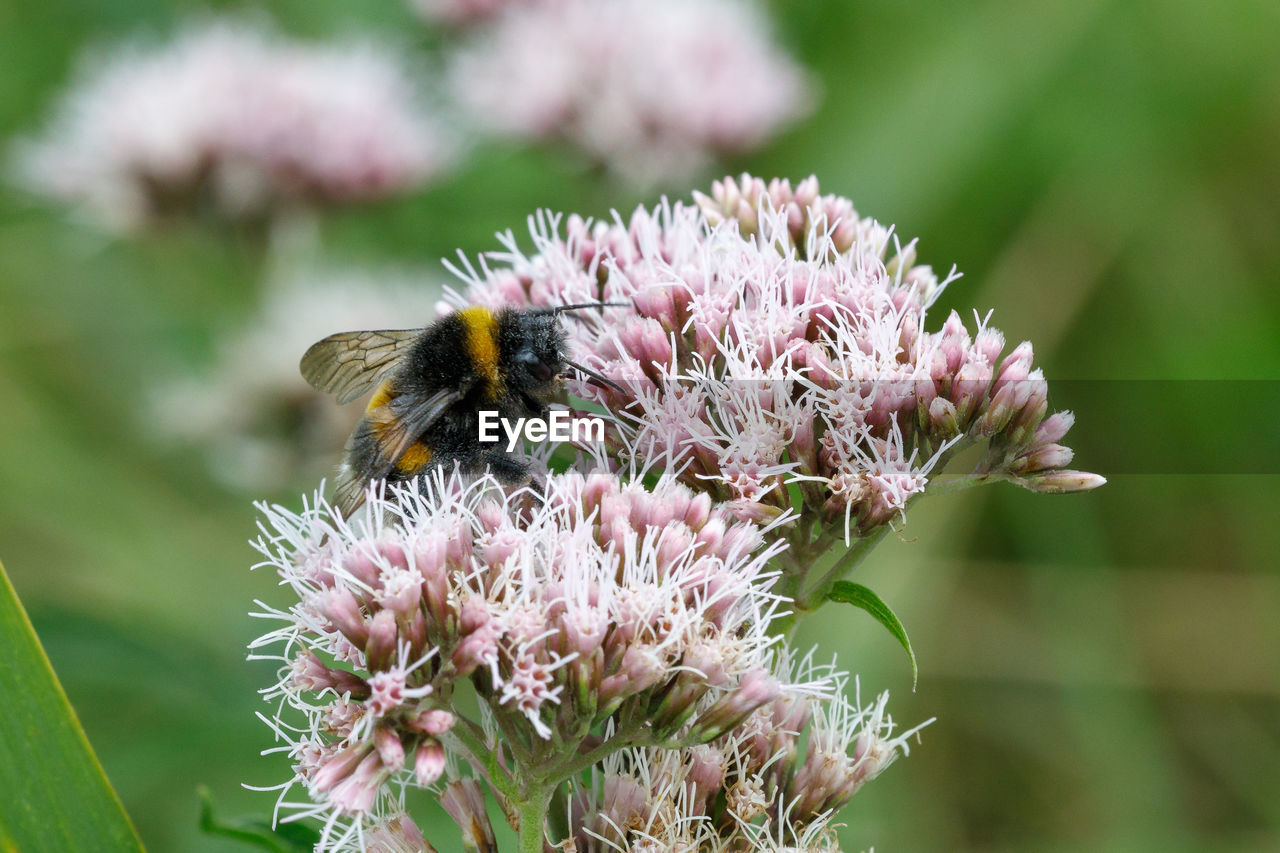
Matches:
[300,328,422,405]
[333,382,473,516]
[375,382,476,472]
[334,464,371,518]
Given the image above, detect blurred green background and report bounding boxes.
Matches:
[2,0,1278,850]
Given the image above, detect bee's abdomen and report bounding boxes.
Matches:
[394,442,433,475]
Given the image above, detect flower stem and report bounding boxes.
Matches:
[517,781,550,853]
[796,524,891,611]
[442,717,516,801]
[923,471,1007,496]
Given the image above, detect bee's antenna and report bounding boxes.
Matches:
[566,359,627,395]
[531,301,630,317]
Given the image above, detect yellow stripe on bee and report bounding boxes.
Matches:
[367,379,395,412]
[457,305,502,397]
[395,442,433,474]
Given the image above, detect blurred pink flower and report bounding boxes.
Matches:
[14,21,454,232]
[150,263,443,491]
[448,0,809,184]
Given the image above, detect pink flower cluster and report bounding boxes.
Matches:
[250,468,790,846]
[324,661,921,852]
[566,665,926,852]
[447,0,809,184]
[244,172,1102,848]
[452,175,1103,555]
[14,21,451,232]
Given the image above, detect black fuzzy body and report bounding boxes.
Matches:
[336,306,569,507]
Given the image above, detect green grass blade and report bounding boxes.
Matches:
[0,558,144,852]
[828,580,919,689]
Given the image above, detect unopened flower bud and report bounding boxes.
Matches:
[1012,442,1075,475]
[632,285,678,330]
[688,668,781,743]
[291,649,370,698]
[365,609,399,672]
[374,538,410,572]
[1022,469,1107,493]
[693,516,726,552]
[582,471,620,511]
[311,743,370,795]
[994,341,1034,391]
[328,751,389,815]
[979,380,1028,436]
[413,738,446,786]
[407,708,456,736]
[681,491,712,530]
[374,727,405,772]
[974,326,1005,365]
[1034,410,1076,445]
[320,587,369,649]
[929,397,960,436]
[341,549,381,589]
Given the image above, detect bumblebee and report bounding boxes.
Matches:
[301,303,619,515]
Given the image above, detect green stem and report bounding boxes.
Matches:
[795,525,891,611]
[517,782,550,853]
[769,448,1006,636]
[443,717,516,801]
[923,472,1007,496]
[555,721,644,779]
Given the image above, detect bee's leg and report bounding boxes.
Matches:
[481,451,532,485]
[481,451,543,497]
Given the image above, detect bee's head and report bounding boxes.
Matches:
[501,309,568,400]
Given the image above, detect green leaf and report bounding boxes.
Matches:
[197,787,319,852]
[0,558,145,852]
[827,581,919,689]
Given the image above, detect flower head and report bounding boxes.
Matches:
[249,467,794,844]
[14,20,452,232]
[567,655,923,852]
[245,172,1099,849]
[450,175,1102,564]
[448,0,809,184]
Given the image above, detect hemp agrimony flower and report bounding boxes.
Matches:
[248,173,1101,850]
[450,174,1104,610]
[250,468,828,849]
[13,21,452,233]
[566,659,927,851]
[447,0,809,185]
